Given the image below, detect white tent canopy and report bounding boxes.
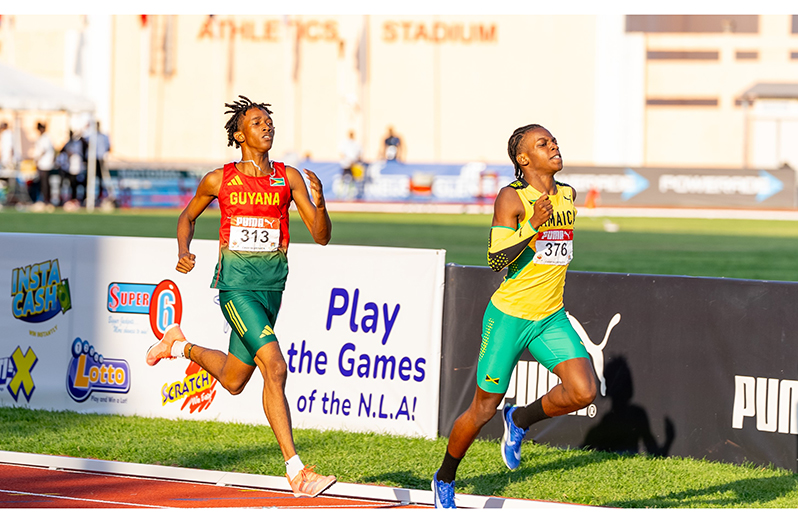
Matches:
[0,62,95,113]
[0,62,104,210]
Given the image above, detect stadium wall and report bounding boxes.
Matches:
[439,265,798,472]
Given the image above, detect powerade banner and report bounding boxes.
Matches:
[108,161,796,209]
[439,265,798,472]
[556,165,796,208]
[0,234,445,439]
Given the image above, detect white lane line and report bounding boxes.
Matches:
[0,488,166,508]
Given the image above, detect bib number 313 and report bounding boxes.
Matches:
[534,229,573,265]
[229,216,280,252]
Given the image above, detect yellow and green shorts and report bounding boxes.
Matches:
[218,289,282,366]
[477,302,589,394]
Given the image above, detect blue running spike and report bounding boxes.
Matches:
[431,470,456,509]
[501,404,528,470]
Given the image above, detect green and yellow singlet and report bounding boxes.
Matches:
[489,180,576,321]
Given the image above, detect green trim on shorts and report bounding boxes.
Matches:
[476,302,589,394]
[218,289,282,366]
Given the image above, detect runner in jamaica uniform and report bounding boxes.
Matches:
[431,124,597,508]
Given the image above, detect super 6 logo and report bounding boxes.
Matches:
[108,279,182,339]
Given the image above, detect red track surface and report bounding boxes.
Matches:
[0,463,422,509]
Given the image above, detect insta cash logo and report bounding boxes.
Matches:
[500,312,621,416]
[12,259,71,323]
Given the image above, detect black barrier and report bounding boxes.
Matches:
[439,265,798,471]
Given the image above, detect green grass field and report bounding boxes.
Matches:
[3,207,798,281]
[1,206,798,507]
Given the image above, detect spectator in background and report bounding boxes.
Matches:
[0,122,14,172]
[30,122,55,209]
[339,129,362,198]
[56,130,88,208]
[381,126,403,162]
[86,121,113,205]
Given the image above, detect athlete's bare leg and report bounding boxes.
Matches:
[446,386,504,458]
[254,341,297,461]
[447,358,595,459]
[541,357,597,417]
[188,345,256,395]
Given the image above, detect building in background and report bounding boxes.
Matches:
[1,14,797,170]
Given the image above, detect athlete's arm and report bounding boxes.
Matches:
[486,187,553,272]
[176,168,222,274]
[287,166,332,246]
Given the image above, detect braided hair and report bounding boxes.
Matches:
[224,95,273,148]
[507,124,543,180]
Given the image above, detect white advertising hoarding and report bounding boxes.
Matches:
[0,233,445,439]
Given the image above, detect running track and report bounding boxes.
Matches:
[0,450,589,510]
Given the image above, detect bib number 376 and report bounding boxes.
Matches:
[534,229,573,265]
[229,216,280,252]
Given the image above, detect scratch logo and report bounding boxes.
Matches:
[161,362,218,413]
[11,259,72,323]
[66,338,130,402]
[107,279,182,339]
[0,347,38,402]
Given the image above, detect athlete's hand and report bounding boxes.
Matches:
[531,194,553,229]
[176,252,196,274]
[304,169,326,209]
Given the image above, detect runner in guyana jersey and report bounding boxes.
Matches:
[431,125,597,509]
[146,95,336,499]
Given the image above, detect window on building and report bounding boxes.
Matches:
[735,51,758,60]
[647,51,719,60]
[646,99,719,107]
[627,15,758,33]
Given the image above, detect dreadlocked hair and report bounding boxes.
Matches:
[507,124,544,180]
[224,95,273,148]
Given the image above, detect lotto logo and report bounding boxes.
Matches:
[66,338,130,402]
